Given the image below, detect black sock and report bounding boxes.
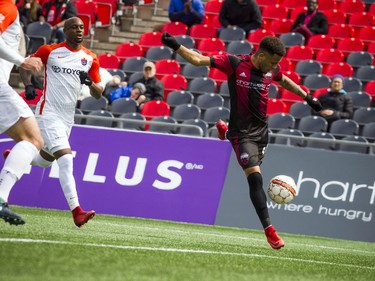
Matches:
[247,172,271,229]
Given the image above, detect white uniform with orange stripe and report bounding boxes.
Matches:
[31,42,101,154]
[0,0,33,133]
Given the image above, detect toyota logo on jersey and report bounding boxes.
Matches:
[51,65,82,75]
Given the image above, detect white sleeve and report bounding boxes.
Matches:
[0,35,25,66]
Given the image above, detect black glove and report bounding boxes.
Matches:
[24,85,38,100]
[161,32,181,51]
[79,71,93,86]
[305,94,322,112]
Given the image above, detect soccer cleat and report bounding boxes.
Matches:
[265,225,284,250]
[0,202,25,225]
[3,149,11,160]
[215,119,228,140]
[72,206,96,228]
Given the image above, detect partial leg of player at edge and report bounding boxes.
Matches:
[215,120,284,250]
[2,149,95,227]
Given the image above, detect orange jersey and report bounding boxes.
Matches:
[32,42,101,124]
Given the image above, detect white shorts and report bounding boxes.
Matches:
[36,114,72,156]
[0,83,34,134]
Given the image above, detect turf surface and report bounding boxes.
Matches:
[0,206,374,281]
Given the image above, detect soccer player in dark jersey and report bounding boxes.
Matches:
[161,32,322,250]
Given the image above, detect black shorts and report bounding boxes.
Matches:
[227,127,268,169]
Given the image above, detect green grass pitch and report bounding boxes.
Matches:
[0,206,374,281]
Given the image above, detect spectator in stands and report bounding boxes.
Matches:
[40,0,77,43]
[133,61,165,103]
[290,0,328,42]
[108,82,147,110]
[168,0,205,28]
[18,0,43,30]
[312,74,353,127]
[219,0,262,36]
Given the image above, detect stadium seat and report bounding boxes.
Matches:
[148,116,178,134]
[218,27,246,43]
[279,32,305,48]
[172,104,201,122]
[204,0,224,26]
[166,90,194,108]
[295,60,322,78]
[25,22,53,54]
[338,0,365,15]
[289,6,308,21]
[323,9,346,25]
[353,107,375,125]
[115,42,143,64]
[80,96,108,113]
[262,4,288,28]
[317,0,337,11]
[268,18,294,37]
[348,12,374,37]
[329,119,359,138]
[195,93,224,110]
[98,54,120,69]
[303,74,331,92]
[338,135,369,154]
[282,0,305,15]
[274,128,304,146]
[327,24,354,43]
[247,29,275,49]
[181,63,210,80]
[117,112,146,131]
[367,42,375,57]
[145,46,173,62]
[127,71,143,84]
[357,26,375,48]
[178,119,209,137]
[279,57,292,72]
[110,97,138,116]
[226,40,253,55]
[86,110,114,128]
[174,35,196,49]
[355,66,375,83]
[336,38,365,58]
[306,132,335,150]
[315,48,344,73]
[362,122,375,142]
[208,68,226,87]
[93,1,113,27]
[108,69,127,82]
[282,70,301,84]
[267,98,287,115]
[343,78,363,93]
[188,77,217,96]
[313,87,330,98]
[138,31,163,55]
[280,87,306,111]
[289,102,312,127]
[122,56,148,75]
[154,59,181,79]
[306,34,335,52]
[286,45,315,70]
[76,0,99,25]
[160,74,188,99]
[140,100,170,120]
[324,62,354,77]
[197,38,226,55]
[161,21,188,36]
[268,113,296,132]
[347,91,372,109]
[364,81,375,104]
[346,51,373,69]
[298,115,328,134]
[189,24,217,45]
[202,106,230,124]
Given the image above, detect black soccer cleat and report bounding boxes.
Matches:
[0,202,25,225]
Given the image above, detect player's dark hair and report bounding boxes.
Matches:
[257,36,286,57]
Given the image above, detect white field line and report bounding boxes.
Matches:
[0,238,374,271]
[97,221,375,255]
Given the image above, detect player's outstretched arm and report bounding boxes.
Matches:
[161,32,210,67]
[278,74,322,112]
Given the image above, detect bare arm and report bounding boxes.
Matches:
[175,45,211,66]
[278,74,308,99]
[89,83,103,100]
[19,67,33,87]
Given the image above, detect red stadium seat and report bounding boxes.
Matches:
[138,31,163,55]
[154,59,181,80]
[160,74,188,99]
[322,9,346,25]
[76,0,98,25]
[317,0,337,11]
[208,68,227,87]
[279,57,292,71]
[286,45,315,70]
[289,6,307,21]
[262,4,288,29]
[19,89,43,105]
[161,21,188,36]
[267,98,287,115]
[324,62,354,77]
[338,0,365,15]
[307,34,335,52]
[141,100,171,122]
[115,42,143,64]
[358,26,375,48]
[189,24,217,45]
[328,24,354,42]
[269,18,294,37]
[204,0,224,26]
[336,37,365,58]
[98,53,120,69]
[364,80,375,103]
[247,29,275,49]
[348,12,375,37]
[313,87,330,98]
[283,70,301,84]
[315,48,344,73]
[94,2,112,27]
[197,38,226,55]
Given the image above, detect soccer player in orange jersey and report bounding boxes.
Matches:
[18,17,103,227]
[0,0,44,225]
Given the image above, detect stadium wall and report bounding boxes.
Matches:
[1,126,373,242]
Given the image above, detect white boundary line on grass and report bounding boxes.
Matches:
[1,238,374,271]
[99,222,375,255]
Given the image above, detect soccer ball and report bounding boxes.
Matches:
[267,175,297,204]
